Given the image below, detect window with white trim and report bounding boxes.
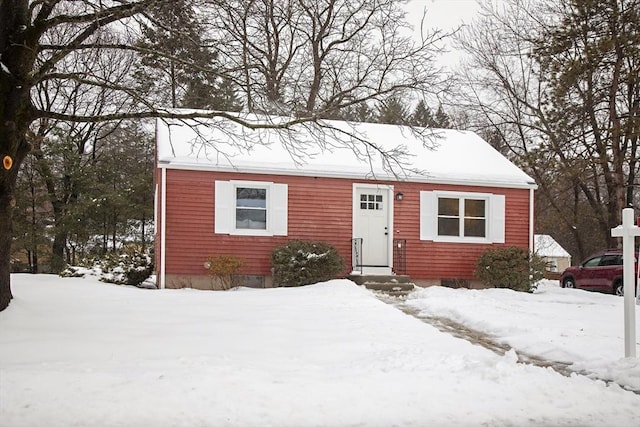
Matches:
[215,180,288,236]
[437,197,486,238]
[236,187,267,230]
[420,190,505,243]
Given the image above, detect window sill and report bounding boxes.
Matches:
[229,229,275,237]
[432,236,491,244]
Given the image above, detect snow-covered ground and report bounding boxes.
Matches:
[405,281,640,391]
[2,274,640,426]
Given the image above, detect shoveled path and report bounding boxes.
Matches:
[374,291,640,395]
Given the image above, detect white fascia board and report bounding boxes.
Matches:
[157,160,538,190]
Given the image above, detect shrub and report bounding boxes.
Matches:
[98,250,154,286]
[59,249,154,287]
[205,255,244,290]
[474,246,546,292]
[272,240,345,287]
[59,266,86,278]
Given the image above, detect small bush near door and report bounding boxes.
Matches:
[272,240,345,287]
[474,246,546,293]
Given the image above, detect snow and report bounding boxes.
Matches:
[156,113,536,189]
[2,275,640,426]
[535,234,571,258]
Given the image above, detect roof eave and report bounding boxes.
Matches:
[158,160,538,190]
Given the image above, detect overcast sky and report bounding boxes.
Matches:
[404,0,481,68]
[406,0,481,32]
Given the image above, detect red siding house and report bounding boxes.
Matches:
[155,114,537,289]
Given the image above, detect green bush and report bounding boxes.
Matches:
[99,250,154,286]
[272,240,345,287]
[474,246,545,292]
[59,249,154,287]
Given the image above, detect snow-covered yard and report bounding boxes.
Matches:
[1,274,640,426]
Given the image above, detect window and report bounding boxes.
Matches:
[583,256,602,268]
[360,194,383,210]
[236,187,267,230]
[599,255,622,266]
[420,190,505,243]
[437,197,487,238]
[215,180,288,236]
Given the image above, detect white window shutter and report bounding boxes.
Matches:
[270,183,288,236]
[214,181,234,234]
[490,194,506,243]
[420,191,437,241]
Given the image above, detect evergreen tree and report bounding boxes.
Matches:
[136,0,226,109]
[433,104,451,128]
[12,156,51,273]
[324,102,374,122]
[182,75,243,112]
[353,103,375,123]
[410,100,436,127]
[376,96,410,125]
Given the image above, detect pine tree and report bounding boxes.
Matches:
[433,104,451,128]
[182,75,243,112]
[376,96,410,125]
[136,0,223,109]
[410,100,436,127]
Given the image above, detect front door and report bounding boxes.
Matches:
[353,186,391,267]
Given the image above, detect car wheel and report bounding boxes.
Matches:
[563,277,576,289]
[613,281,624,296]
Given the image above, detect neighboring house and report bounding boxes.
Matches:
[534,234,572,274]
[154,114,537,289]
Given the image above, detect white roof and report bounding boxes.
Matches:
[156,113,537,189]
[534,234,571,258]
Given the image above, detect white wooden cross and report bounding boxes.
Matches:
[610,207,640,358]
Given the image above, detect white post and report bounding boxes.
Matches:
[610,208,640,358]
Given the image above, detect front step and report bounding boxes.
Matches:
[362,282,415,292]
[348,274,415,295]
[348,274,412,286]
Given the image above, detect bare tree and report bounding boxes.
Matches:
[211,0,447,116]
[452,0,640,260]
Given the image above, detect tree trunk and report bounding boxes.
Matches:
[51,230,68,273]
[0,192,14,310]
[141,211,146,252]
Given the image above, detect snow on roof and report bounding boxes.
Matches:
[534,234,571,258]
[156,113,537,189]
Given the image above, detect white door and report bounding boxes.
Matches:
[354,187,390,267]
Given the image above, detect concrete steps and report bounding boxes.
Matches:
[348,274,415,295]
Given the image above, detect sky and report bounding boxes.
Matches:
[404,0,482,67]
[407,0,481,31]
[2,274,639,426]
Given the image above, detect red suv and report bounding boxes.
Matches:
[560,249,636,296]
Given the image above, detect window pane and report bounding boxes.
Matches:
[438,198,458,216]
[583,257,601,267]
[236,188,266,208]
[376,195,382,202]
[464,218,486,237]
[236,209,266,229]
[465,199,485,218]
[360,194,367,202]
[360,202,367,209]
[438,218,459,236]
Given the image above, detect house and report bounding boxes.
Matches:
[534,234,571,276]
[154,113,537,289]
